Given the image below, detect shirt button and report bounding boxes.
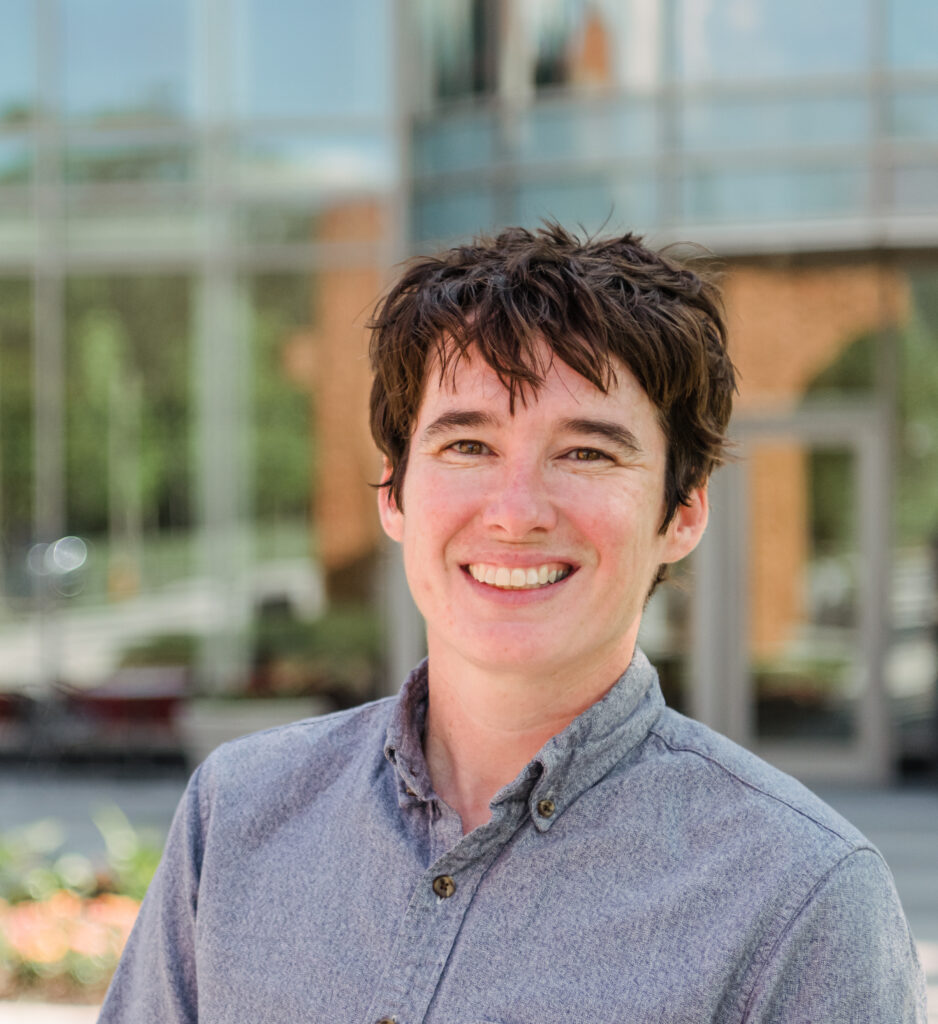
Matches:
[405,787,416,797]
[376,1018,395,1024]
[537,798,556,818]
[432,874,456,898]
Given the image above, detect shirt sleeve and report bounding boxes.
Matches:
[741,846,928,1024]
[97,764,207,1023]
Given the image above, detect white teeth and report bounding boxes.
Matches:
[467,562,571,590]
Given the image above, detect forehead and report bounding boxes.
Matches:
[415,342,653,423]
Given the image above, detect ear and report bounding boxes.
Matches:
[661,485,709,565]
[377,457,404,543]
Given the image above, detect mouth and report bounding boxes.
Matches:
[464,562,574,591]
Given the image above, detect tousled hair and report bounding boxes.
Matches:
[369,223,736,545]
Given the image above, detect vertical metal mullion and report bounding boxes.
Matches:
[193,0,252,694]
[657,0,681,229]
[32,0,66,695]
[382,0,426,692]
[33,0,65,547]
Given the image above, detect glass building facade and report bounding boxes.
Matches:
[0,0,400,758]
[2,1,937,783]
[408,0,938,782]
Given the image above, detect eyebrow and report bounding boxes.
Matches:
[561,418,643,454]
[419,410,500,442]
[419,410,642,453]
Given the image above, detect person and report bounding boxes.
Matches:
[99,224,927,1022]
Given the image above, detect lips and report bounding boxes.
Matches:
[465,562,573,590]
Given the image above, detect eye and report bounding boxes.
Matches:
[567,447,612,462]
[449,439,489,456]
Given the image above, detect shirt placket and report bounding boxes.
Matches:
[365,800,525,1024]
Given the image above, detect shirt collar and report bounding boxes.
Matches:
[383,649,665,829]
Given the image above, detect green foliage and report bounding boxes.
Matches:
[0,278,34,540]
[250,274,314,520]
[0,808,161,905]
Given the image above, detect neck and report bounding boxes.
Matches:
[423,643,635,834]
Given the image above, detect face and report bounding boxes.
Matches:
[378,341,708,686]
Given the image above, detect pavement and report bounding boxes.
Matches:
[0,769,936,1021]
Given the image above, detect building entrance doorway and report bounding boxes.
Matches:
[693,405,891,784]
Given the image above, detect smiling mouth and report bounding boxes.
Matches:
[465,562,574,590]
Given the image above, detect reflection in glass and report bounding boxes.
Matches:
[894,165,938,213]
[0,279,35,613]
[0,138,32,185]
[888,0,938,70]
[748,440,860,743]
[0,0,34,123]
[684,165,867,222]
[64,275,192,615]
[62,0,191,122]
[63,200,204,258]
[517,100,656,162]
[682,95,867,152]
[235,0,390,117]
[515,174,656,232]
[677,0,867,81]
[889,91,938,141]
[237,132,394,194]
[64,139,192,184]
[413,0,499,102]
[413,115,496,176]
[413,187,497,244]
[525,0,658,93]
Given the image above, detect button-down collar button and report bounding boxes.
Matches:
[537,798,556,818]
[405,787,416,797]
[432,874,456,899]
[376,1018,395,1024]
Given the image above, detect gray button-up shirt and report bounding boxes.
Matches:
[99,649,927,1022]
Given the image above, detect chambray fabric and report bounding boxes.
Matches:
[98,649,927,1023]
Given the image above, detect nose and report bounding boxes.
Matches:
[480,460,558,537]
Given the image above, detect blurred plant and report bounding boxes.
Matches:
[0,806,162,1001]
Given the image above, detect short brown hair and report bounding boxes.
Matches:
[369,223,736,531]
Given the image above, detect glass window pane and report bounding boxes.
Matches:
[684,165,868,222]
[682,95,868,151]
[64,137,192,184]
[236,132,395,194]
[412,187,497,244]
[888,0,938,71]
[524,0,660,94]
[889,90,938,141]
[235,0,391,118]
[747,440,861,744]
[63,0,192,122]
[64,197,204,259]
[887,265,938,761]
[514,173,656,230]
[412,0,499,103]
[64,275,192,566]
[893,164,938,213]
[413,114,497,176]
[517,99,657,162]
[0,137,32,185]
[0,0,35,124]
[0,279,35,609]
[677,0,868,81]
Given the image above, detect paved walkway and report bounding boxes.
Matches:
[1,773,936,1021]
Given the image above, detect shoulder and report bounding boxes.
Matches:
[192,695,398,824]
[644,707,869,853]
